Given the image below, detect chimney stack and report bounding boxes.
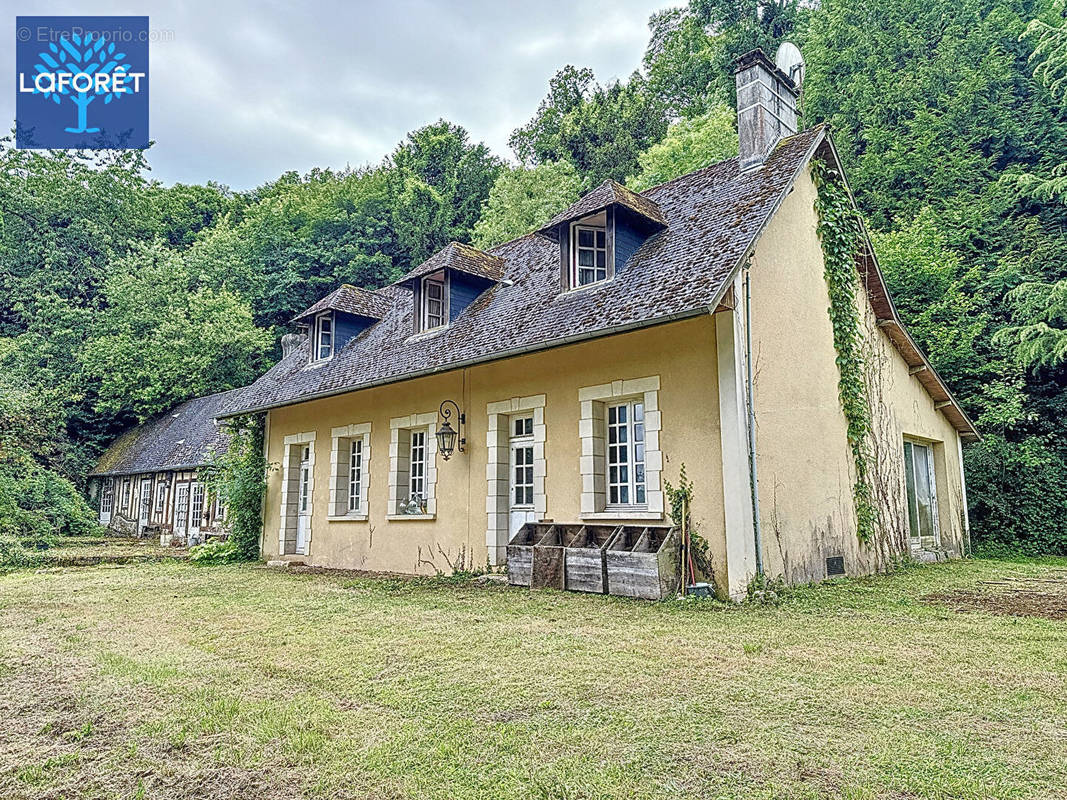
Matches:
[280,332,306,358]
[735,49,799,172]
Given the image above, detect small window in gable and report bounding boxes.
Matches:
[421,271,449,331]
[570,215,608,288]
[313,312,334,361]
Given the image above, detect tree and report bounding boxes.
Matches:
[471,161,582,249]
[644,7,729,118]
[79,242,271,422]
[627,105,738,191]
[388,120,504,263]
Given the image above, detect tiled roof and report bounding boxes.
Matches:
[90,389,243,477]
[222,127,826,418]
[398,241,506,284]
[291,284,392,323]
[539,179,667,232]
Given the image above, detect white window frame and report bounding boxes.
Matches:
[191,482,205,527]
[388,413,439,519]
[155,481,166,520]
[329,423,371,520]
[100,481,113,514]
[313,311,334,362]
[510,415,536,509]
[421,271,449,331]
[570,223,608,288]
[606,399,647,509]
[578,376,664,520]
[120,479,132,514]
[903,437,940,547]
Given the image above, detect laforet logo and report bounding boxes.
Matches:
[15,16,150,149]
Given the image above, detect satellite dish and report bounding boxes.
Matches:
[775,42,805,89]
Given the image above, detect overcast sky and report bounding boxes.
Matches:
[4,1,672,189]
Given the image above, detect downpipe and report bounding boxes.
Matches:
[744,269,764,578]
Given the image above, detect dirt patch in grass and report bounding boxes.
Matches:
[925,572,1067,620]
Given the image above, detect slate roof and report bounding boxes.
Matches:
[397,241,506,285]
[291,283,392,323]
[220,125,977,440]
[222,127,827,418]
[90,389,243,477]
[540,178,667,232]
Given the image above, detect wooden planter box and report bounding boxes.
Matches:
[506,523,556,587]
[530,525,578,590]
[605,525,681,600]
[564,525,618,594]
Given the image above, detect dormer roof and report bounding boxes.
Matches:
[290,284,392,324]
[538,179,667,235]
[397,241,506,286]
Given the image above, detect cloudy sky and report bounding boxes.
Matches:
[4,1,672,189]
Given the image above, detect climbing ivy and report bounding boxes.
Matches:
[811,160,878,544]
[194,413,270,563]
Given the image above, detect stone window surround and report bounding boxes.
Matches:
[328,422,371,521]
[279,431,316,555]
[578,376,664,520]
[485,394,547,565]
[388,412,439,519]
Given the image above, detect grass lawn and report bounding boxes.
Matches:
[1,556,1065,800]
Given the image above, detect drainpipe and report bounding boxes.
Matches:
[744,269,764,578]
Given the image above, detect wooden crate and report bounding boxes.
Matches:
[563,525,618,594]
[506,523,556,587]
[605,525,681,600]
[530,525,578,590]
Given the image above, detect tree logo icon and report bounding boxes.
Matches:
[31,33,136,134]
[15,16,150,150]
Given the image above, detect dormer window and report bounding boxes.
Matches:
[420,271,449,331]
[313,312,333,361]
[572,222,607,287]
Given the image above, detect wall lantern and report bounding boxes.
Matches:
[436,399,466,461]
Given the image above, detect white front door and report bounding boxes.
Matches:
[138,478,152,531]
[509,416,536,540]
[174,483,190,539]
[296,446,311,554]
[188,482,205,544]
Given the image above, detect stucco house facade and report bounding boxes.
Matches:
[220,50,977,598]
[89,389,237,545]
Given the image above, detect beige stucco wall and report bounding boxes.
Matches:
[262,316,734,587]
[747,164,967,584]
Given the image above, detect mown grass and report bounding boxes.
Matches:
[0,557,1065,799]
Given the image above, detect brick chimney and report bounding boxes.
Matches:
[735,49,799,172]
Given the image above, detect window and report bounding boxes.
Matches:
[155,482,166,518]
[100,482,113,514]
[409,430,427,510]
[191,483,204,526]
[388,414,438,517]
[511,415,535,507]
[121,479,131,514]
[607,401,646,506]
[348,439,364,512]
[421,272,448,331]
[329,424,371,518]
[903,440,938,545]
[579,377,663,518]
[571,224,607,287]
[314,312,333,361]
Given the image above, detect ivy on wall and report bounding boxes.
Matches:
[811,159,878,544]
[194,413,270,564]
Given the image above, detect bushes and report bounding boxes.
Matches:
[0,464,98,566]
[964,435,1067,555]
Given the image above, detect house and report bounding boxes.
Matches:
[89,389,239,545]
[219,49,978,598]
